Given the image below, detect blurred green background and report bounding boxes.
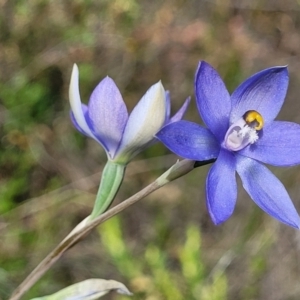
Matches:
[1,0,300,299]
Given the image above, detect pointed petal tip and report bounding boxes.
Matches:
[196,60,210,73]
[70,65,80,101]
[209,206,230,226]
[259,65,288,80]
[100,76,117,88]
[210,212,231,226]
[148,81,165,99]
[279,218,300,229]
[199,60,208,66]
[210,213,223,226]
[71,63,78,77]
[286,217,300,229]
[274,65,288,70]
[104,75,113,80]
[270,65,288,75]
[167,95,191,124]
[71,64,79,80]
[155,80,164,90]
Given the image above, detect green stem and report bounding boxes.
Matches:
[90,161,126,219]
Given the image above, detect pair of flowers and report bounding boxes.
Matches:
[70,61,300,229]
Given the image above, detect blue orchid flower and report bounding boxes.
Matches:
[157,61,300,228]
[69,64,190,165]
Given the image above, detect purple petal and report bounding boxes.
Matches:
[88,77,128,158]
[195,61,231,142]
[236,155,300,229]
[206,149,237,225]
[239,121,300,166]
[230,66,288,125]
[168,96,191,124]
[156,120,220,160]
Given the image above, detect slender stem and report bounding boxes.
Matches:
[9,159,196,300]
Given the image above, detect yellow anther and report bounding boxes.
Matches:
[243,110,264,130]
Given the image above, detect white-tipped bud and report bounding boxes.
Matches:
[113,81,167,163]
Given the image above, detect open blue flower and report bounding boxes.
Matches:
[157,61,300,228]
[69,64,190,164]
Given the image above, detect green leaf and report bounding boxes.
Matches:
[30,278,132,300]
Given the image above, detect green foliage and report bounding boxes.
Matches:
[99,217,228,300]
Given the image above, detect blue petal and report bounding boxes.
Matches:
[239,121,300,166]
[230,66,288,125]
[236,156,300,229]
[206,149,237,225]
[195,61,231,142]
[156,120,220,160]
[88,77,128,158]
[168,97,191,124]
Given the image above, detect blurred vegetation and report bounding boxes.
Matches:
[1,0,300,299]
